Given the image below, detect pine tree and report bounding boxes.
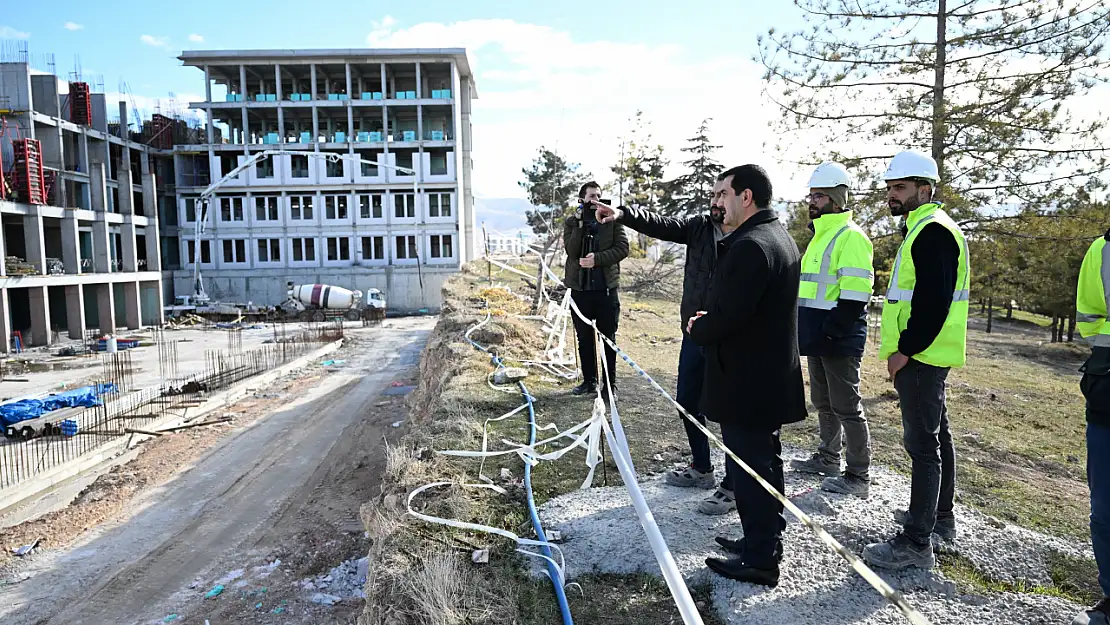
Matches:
[660,119,724,218]
[610,111,668,253]
[760,0,1110,224]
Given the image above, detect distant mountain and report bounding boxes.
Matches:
[475,197,534,235]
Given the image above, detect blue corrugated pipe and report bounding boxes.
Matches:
[464,335,574,625]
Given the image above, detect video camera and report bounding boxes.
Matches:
[578,199,611,287]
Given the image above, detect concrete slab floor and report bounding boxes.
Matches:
[0,322,363,403]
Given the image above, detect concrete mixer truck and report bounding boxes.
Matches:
[279,283,386,322]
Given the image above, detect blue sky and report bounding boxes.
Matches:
[5,0,807,219]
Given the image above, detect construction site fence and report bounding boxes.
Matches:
[0,325,342,492]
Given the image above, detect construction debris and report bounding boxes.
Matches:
[11,538,41,556]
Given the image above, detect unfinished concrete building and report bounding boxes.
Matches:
[0,63,166,353]
[171,48,477,312]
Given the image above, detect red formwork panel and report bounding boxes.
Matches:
[11,138,46,205]
[70,82,92,125]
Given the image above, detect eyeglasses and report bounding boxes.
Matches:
[805,193,830,202]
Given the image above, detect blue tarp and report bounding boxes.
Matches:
[0,383,119,427]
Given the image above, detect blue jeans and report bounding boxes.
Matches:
[1089,422,1110,597]
[676,336,730,489]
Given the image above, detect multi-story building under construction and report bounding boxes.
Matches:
[169,48,477,311]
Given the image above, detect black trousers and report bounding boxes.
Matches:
[720,422,786,568]
[571,289,620,387]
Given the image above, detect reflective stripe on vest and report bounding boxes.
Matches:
[1081,240,1110,346]
[799,226,850,309]
[879,204,971,367]
[885,216,971,303]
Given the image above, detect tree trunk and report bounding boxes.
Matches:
[1006,300,1013,320]
[931,0,948,180]
[979,299,986,314]
[1068,311,1077,343]
[986,296,993,334]
[1050,315,1060,343]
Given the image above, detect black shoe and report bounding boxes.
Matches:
[572,382,596,396]
[705,556,779,587]
[601,384,618,399]
[714,537,784,563]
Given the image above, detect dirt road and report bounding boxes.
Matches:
[0,318,433,624]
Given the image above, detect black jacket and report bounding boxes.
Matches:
[900,223,960,358]
[563,211,629,290]
[689,210,807,429]
[618,207,719,332]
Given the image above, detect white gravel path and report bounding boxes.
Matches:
[538,447,1094,625]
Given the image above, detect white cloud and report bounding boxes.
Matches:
[188,33,204,43]
[63,22,83,31]
[367,18,783,200]
[0,25,30,39]
[140,34,170,48]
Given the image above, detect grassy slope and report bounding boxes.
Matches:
[367,261,1098,625]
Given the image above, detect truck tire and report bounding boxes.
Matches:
[312,310,326,323]
[19,426,35,440]
[345,310,360,321]
[299,310,313,322]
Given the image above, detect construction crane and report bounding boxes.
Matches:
[190,150,420,305]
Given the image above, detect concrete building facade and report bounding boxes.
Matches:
[170,48,477,312]
[0,63,165,353]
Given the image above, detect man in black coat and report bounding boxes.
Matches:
[688,164,807,587]
[592,180,735,516]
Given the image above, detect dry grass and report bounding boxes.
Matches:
[367,258,1098,623]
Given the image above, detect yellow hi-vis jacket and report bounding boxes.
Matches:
[1078,235,1110,346]
[878,203,971,368]
[797,210,874,357]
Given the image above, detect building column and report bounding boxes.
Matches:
[92,213,111,274]
[0,214,6,277]
[118,163,135,215]
[121,217,138,272]
[95,283,116,333]
[23,207,46,275]
[122,281,141,330]
[61,212,80,274]
[142,280,165,326]
[141,154,157,216]
[0,289,9,354]
[64,284,86,339]
[28,286,51,347]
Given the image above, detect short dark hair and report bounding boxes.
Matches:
[718,165,772,209]
[578,181,601,199]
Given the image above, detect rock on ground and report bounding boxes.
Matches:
[538,447,1091,625]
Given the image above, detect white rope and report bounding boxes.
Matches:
[506,247,933,625]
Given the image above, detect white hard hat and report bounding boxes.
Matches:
[807,161,851,189]
[883,150,939,183]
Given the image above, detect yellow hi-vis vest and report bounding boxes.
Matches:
[878,203,971,368]
[798,210,874,310]
[1077,236,1110,347]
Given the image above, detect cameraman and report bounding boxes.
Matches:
[563,181,630,396]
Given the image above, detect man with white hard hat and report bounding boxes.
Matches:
[790,162,875,499]
[863,150,970,571]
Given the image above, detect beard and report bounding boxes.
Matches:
[710,209,724,224]
[808,204,820,220]
[888,197,918,217]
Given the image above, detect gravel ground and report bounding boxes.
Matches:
[538,446,1092,625]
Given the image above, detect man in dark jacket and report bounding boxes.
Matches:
[688,164,807,587]
[593,181,735,516]
[563,181,630,396]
